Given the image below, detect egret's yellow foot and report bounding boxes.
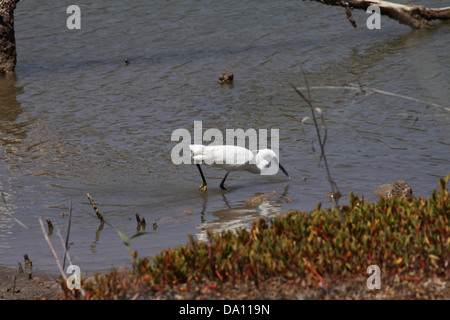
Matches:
[198,184,207,191]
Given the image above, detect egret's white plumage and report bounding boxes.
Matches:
[189,144,289,191]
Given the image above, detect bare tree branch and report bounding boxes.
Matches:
[310,0,450,29]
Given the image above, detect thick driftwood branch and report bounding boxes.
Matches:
[0,0,20,73]
[312,0,450,29]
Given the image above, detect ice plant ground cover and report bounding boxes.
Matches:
[62,175,449,300]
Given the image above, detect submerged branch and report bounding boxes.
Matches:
[294,84,449,112]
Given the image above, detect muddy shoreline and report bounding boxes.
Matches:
[0,266,61,300]
[1,264,449,300]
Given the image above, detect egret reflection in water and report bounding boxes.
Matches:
[196,185,290,241]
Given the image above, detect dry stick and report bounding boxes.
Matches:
[343,1,357,27]
[86,193,104,222]
[135,213,146,231]
[38,217,68,285]
[62,200,73,270]
[24,254,32,279]
[56,226,73,269]
[11,275,16,294]
[293,85,335,193]
[45,217,53,236]
[292,84,344,223]
[54,228,75,289]
[55,225,84,299]
[45,218,53,229]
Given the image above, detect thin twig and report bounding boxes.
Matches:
[293,85,336,192]
[292,82,343,223]
[40,217,84,299]
[62,200,73,270]
[56,226,73,269]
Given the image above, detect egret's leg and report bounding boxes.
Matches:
[196,164,207,191]
[219,172,230,191]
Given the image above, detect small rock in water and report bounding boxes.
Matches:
[374,180,413,198]
[218,72,233,84]
[246,191,276,207]
[246,196,263,207]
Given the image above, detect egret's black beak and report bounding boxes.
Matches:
[279,163,290,179]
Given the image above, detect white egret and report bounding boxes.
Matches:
[189,144,290,191]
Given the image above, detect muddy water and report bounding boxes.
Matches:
[0,0,448,273]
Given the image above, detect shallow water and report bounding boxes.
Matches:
[0,0,449,274]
